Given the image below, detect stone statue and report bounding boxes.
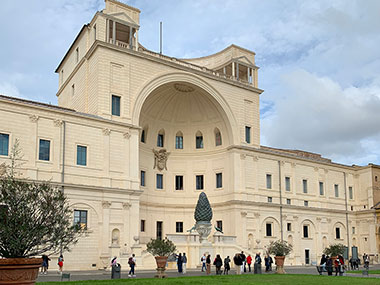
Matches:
[153,149,170,171]
[188,192,214,243]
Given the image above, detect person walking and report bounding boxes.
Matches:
[57,254,64,274]
[326,256,333,275]
[334,255,341,276]
[41,255,51,275]
[223,256,231,275]
[233,253,242,275]
[264,255,269,272]
[320,254,327,272]
[128,253,136,278]
[213,254,223,275]
[182,253,187,274]
[246,254,252,272]
[206,254,211,275]
[201,254,207,272]
[254,252,262,274]
[240,251,246,273]
[177,253,183,273]
[269,255,273,271]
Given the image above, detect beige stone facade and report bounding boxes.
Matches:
[1,0,379,270]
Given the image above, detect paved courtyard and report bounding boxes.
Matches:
[37,264,380,282]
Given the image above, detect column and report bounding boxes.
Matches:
[101,201,111,256]
[236,62,239,80]
[135,30,139,51]
[247,67,251,83]
[112,20,116,44]
[232,62,235,78]
[106,19,109,43]
[129,26,133,49]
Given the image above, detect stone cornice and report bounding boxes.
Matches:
[0,96,139,131]
[227,145,359,172]
[82,41,264,95]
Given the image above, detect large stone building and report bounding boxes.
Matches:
[1,0,379,270]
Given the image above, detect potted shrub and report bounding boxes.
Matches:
[0,142,82,285]
[323,243,346,258]
[146,238,176,278]
[267,240,293,274]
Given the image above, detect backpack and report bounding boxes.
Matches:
[128,257,134,265]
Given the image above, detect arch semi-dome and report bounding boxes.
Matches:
[136,72,239,241]
[132,72,238,144]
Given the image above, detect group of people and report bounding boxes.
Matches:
[199,251,270,275]
[349,253,370,270]
[40,254,64,275]
[176,253,188,273]
[320,254,345,276]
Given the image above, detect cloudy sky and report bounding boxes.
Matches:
[1,0,380,166]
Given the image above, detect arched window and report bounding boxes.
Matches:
[195,131,203,149]
[157,129,165,147]
[214,128,222,146]
[175,131,183,149]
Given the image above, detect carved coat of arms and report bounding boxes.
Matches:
[153,149,170,171]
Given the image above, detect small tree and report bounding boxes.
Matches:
[0,140,82,258]
[267,240,293,257]
[323,243,345,257]
[146,238,176,257]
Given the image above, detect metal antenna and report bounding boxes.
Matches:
[160,21,163,54]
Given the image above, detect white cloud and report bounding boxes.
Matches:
[0,0,379,165]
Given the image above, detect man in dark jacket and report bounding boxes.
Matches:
[233,253,243,274]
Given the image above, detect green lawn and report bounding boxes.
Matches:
[347,270,380,274]
[38,274,380,285]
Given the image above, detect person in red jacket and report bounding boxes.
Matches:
[246,254,252,272]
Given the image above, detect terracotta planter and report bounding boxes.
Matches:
[154,256,168,278]
[0,257,43,285]
[274,256,286,274]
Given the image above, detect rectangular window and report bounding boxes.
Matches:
[217,220,223,232]
[93,24,96,41]
[286,198,291,205]
[304,200,309,207]
[303,225,309,238]
[175,135,183,149]
[266,174,272,189]
[349,186,353,200]
[196,136,203,149]
[319,182,324,196]
[176,222,183,233]
[266,223,272,237]
[156,221,163,240]
[268,197,272,203]
[140,220,145,232]
[140,171,146,187]
[0,133,9,156]
[156,174,163,189]
[74,210,87,229]
[141,130,146,143]
[287,223,292,231]
[334,184,339,198]
[303,179,308,193]
[39,139,50,161]
[76,47,79,63]
[76,145,87,166]
[352,227,355,235]
[175,175,183,190]
[111,95,121,116]
[335,227,341,239]
[196,175,204,190]
[245,126,251,143]
[216,173,223,188]
[285,177,291,191]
